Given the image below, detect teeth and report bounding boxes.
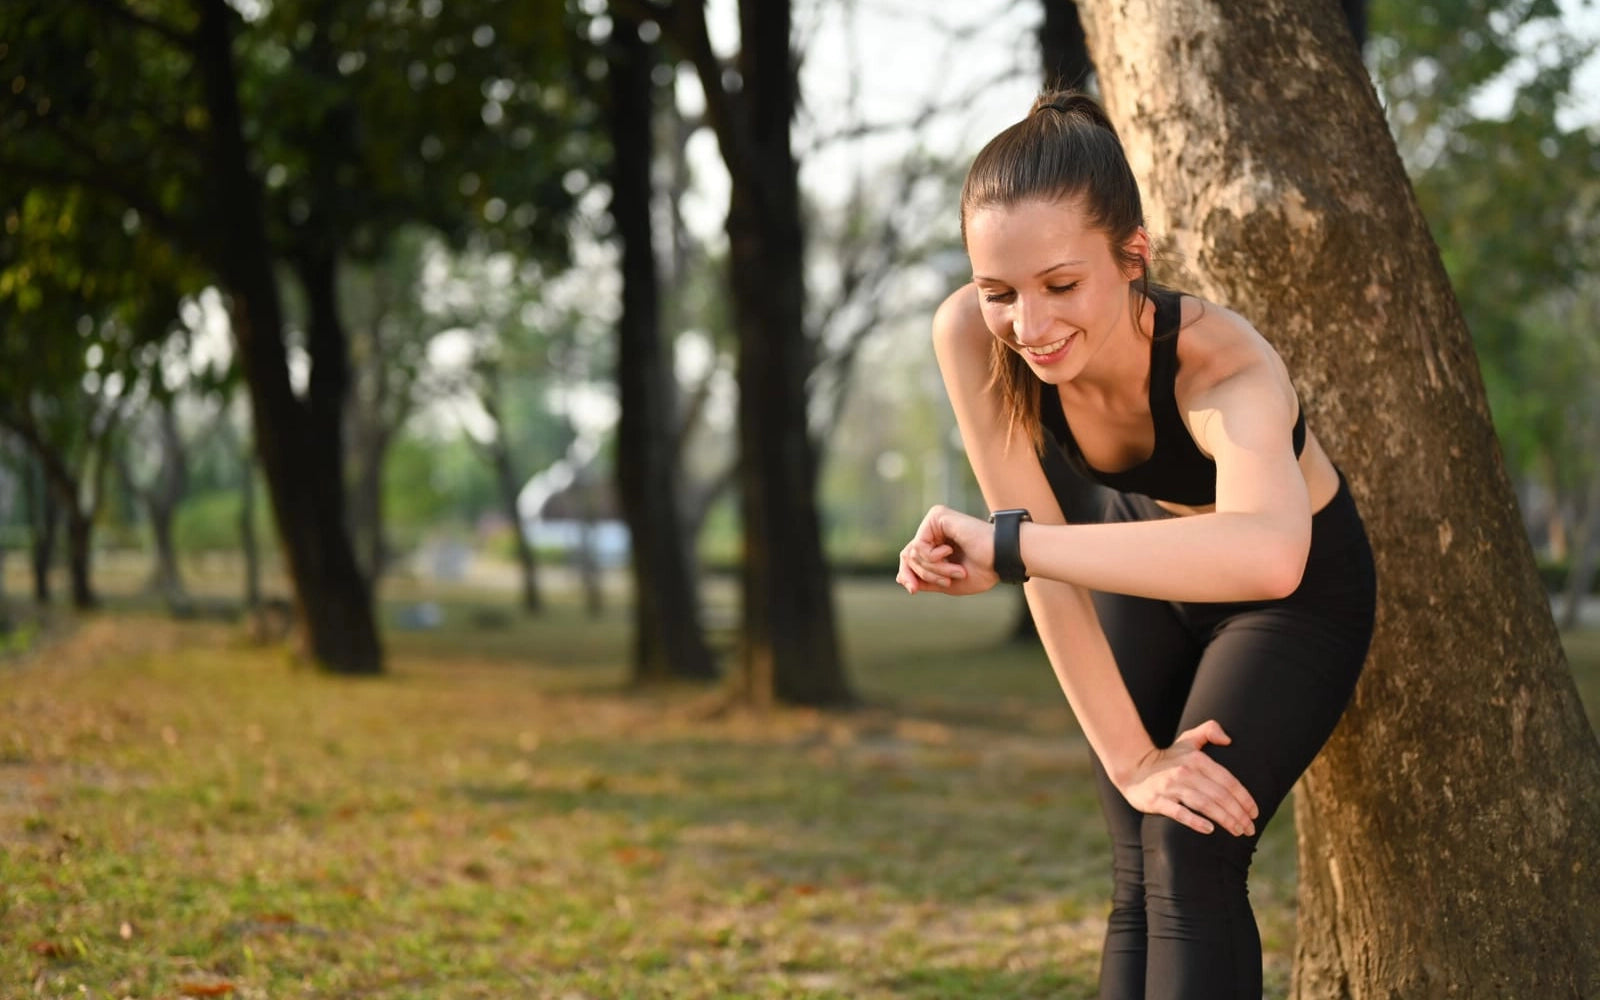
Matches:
[1024,337,1069,356]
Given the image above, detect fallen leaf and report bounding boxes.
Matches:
[177,979,236,997]
[611,846,663,868]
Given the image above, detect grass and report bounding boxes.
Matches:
[1,572,1596,1000]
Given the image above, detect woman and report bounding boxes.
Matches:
[896,91,1376,1000]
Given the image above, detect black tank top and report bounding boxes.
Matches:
[1038,287,1306,506]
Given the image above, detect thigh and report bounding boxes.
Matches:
[1093,589,1200,747]
[1091,490,1200,746]
[1177,608,1371,821]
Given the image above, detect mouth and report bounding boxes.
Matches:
[1020,333,1075,365]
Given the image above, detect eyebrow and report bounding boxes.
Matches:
[972,260,1089,283]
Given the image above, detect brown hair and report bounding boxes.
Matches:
[960,90,1152,449]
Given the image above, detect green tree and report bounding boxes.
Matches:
[1369,0,1599,603]
[1,0,589,670]
[0,185,189,608]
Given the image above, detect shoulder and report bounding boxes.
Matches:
[1171,294,1296,409]
[1170,294,1299,449]
[932,283,988,353]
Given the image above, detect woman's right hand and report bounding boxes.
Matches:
[1118,720,1259,837]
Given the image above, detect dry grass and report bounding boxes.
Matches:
[1,575,1594,999]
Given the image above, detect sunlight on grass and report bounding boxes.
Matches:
[2,576,1595,998]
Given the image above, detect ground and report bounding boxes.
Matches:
[1,570,1596,1000]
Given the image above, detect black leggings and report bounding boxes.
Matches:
[1085,477,1376,1000]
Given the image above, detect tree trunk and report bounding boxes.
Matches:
[348,420,389,587]
[24,458,56,605]
[722,0,850,706]
[195,0,381,674]
[574,477,604,620]
[0,456,15,627]
[64,505,95,610]
[147,502,183,603]
[1076,1,1600,994]
[132,398,189,607]
[239,439,262,611]
[608,11,718,683]
[490,436,542,615]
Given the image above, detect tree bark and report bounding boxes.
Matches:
[1075,1,1600,994]
[608,11,718,683]
[195,0,381,673]
[675,0,850,706]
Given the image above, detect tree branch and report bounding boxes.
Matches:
[627,0,746,180]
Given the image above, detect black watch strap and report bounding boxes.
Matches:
[988,508,1032,584]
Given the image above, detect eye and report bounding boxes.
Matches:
[982,290,1015,304]
[1046,282,1080,294]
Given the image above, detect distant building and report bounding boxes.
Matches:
[521,463,630,569]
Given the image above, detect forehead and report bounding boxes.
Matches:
[966,197,1111,275]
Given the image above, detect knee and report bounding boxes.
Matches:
[1140,813,1252,896]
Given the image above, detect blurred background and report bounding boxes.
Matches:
[1,0,1597,690]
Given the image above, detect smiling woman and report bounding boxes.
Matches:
[896,91,1377,1000]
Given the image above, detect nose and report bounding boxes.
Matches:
[1011,295,1051,346]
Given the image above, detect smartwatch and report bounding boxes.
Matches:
[988,508,1032,583]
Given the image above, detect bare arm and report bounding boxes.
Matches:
[906,285,1257,836]
[1018,371,1313,602]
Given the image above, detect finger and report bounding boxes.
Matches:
[1168,799,1215,836]
[914,556,966,581]
[896,558,922,595]
[907,547,965,583]
[1196,755,1254,825]
[1183,778,1256,837]
[906,559,951,588]
[1179,719,1232,749]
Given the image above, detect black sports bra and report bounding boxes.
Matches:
[1038,287,1306,507]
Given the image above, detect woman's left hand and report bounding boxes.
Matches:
[896,505,999,595]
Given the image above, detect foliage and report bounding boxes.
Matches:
[0,182,193,540]
[1368,0,1600,474]
[382,431,500,546]
[237,0,594,264]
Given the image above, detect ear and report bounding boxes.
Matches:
[1120,227,1152,280]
